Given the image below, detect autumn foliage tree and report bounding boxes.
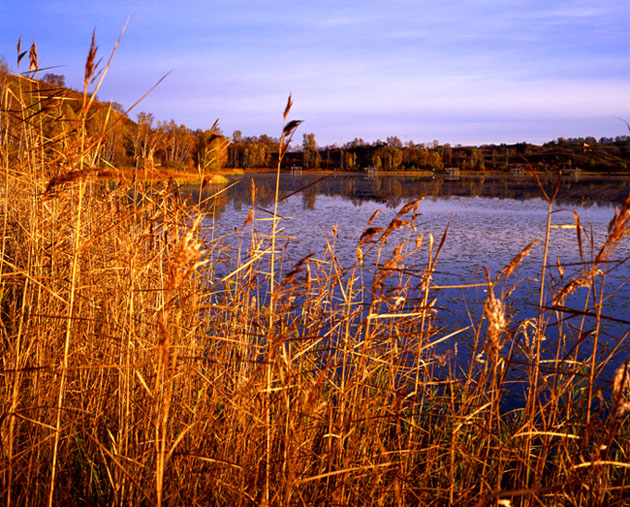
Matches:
[157,119,196,168]
[193,127,228,173]
[372,145,402,170]
[228,142,269,168]
[302,133,320,169]
[227,134,279,168]
[43,73,66,87]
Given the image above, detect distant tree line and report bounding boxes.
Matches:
[275,134,630,173]
[130,124,630,174]
[3,63,629,174]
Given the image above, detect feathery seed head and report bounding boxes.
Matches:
[613,362,630,416]
[484,289,507,365]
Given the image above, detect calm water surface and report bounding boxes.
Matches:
[198,172,630,387]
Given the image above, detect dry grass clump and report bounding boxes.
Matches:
[2,38,630,506]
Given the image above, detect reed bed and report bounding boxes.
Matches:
[2,40,630,506]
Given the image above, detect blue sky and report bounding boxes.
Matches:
[1,1,629,146]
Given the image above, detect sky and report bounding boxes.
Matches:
[1,0,630,147]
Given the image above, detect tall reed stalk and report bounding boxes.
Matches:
[1,36,630,506]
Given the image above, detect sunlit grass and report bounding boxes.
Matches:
[1,37,630,506]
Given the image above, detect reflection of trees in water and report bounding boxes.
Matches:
[430,178,443,197]
[187,185,230,217]
[392,180,403,199]
[186,174,630,220]
[302,188,317,210]
[342,178,357,196]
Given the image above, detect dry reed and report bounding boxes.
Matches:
[1,37,630,507]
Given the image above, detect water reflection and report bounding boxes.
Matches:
[192,173,630,403]
[191,172,630,216]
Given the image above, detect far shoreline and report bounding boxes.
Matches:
[94,166,630,186]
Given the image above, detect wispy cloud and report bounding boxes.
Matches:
[2,0,628,145]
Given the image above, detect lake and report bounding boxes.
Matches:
[195,172,630,397]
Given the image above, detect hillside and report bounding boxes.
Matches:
[0,67,228,178]
[3,64,629,176]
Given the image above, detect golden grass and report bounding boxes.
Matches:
[1,38,630,506]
